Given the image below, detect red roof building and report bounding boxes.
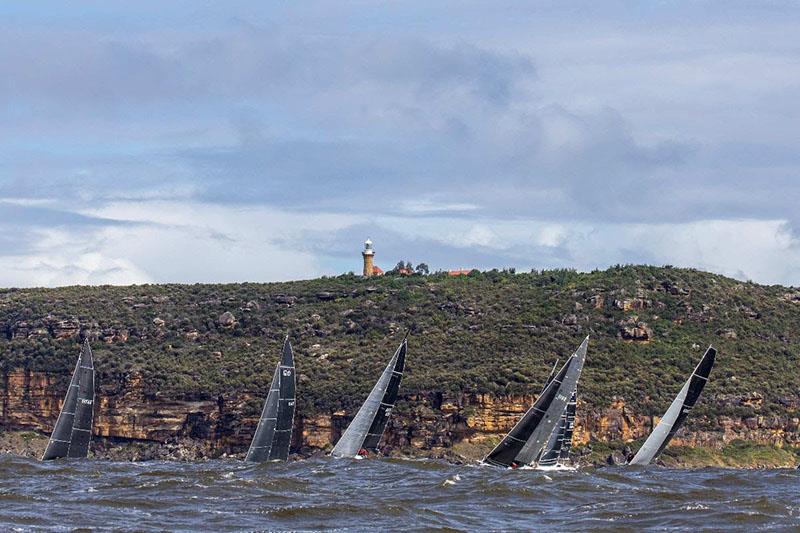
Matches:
[372,265,385,276]
[448,269,475,276]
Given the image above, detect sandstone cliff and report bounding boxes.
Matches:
[2,367,797,462]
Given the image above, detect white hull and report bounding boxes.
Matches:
[534,463,577,472]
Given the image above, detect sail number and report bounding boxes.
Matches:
[78,398,94,405]
[282,369,293,376]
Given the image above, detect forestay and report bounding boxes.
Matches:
[330,336,407,458]
[246,337,296,462]
[629,346,716,465]
[42,340,95,461]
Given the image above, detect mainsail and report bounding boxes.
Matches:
[484,336,588,468]
[245,336,296,462]
[537,389,577,468]
[42,339,95,461]
[330,336,407,458]
[629,345,716,465]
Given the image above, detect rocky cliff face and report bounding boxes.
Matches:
[2,368,797,460]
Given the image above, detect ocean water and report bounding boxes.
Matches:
[0,454,798,531]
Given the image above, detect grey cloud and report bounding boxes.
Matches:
[0,25,533,111]
[1,10,799,242]
[0,202,125,258]
[0,202,128,228]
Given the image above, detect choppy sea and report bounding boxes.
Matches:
[1,454,798,531]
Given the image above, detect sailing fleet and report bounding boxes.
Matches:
[39,334,716,469]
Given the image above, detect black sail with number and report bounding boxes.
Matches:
[245,337,296,462]
[42,340,95,461]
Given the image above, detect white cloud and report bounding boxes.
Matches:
[397,199,479,214]
[80,200,356,284]
[0,229,152,287]
[361,215,800,285]
[0,196,798,287]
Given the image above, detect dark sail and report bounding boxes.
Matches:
[483,357,573,467]
[42,340,95,460]
[537,389,577,467]
[362,340,406,451]
[629,346,716,465]
[331,336,407,458]
[534,358,563,467]
[245,337,296,462]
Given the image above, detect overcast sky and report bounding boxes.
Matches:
[1,2,799,287]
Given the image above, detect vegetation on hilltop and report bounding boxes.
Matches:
[0,265,798,426]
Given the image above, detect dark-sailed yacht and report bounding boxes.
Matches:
[483,336,588,469]
[245,336,296,462]
[537,389,577,470]
[330,334,407,459]
[628,345,716,466]
[41,339,95,461]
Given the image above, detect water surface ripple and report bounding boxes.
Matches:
[1,454,798,531]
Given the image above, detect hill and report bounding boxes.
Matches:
[0,265,798,465]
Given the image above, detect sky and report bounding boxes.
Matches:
[1,1,799,287]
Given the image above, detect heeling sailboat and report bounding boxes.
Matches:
[42,339,95,461]
[628,345,716,466]
[330,335,407,459]
[536,388,577,469]
[483,336,588,469]
[245,336,296,462]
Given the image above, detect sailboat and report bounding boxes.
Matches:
[41,339,95,461]
[536,389,577,470]
[628,345,716,465]
[245,336,296,462]
[483,336,588,468]
[330,334,407,459]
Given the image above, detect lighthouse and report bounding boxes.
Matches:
[362,238,375,277]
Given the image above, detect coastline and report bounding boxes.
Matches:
[3,430,796,469]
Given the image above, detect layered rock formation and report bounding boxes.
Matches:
[2,368,797,460]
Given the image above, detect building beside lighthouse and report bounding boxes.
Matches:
[362,238,383,277]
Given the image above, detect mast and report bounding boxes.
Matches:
[42,339,95,461]
[331,335,407,458]
[246,336,297,462]
[629,346,716,465]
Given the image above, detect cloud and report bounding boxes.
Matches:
[0,5,799,285]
